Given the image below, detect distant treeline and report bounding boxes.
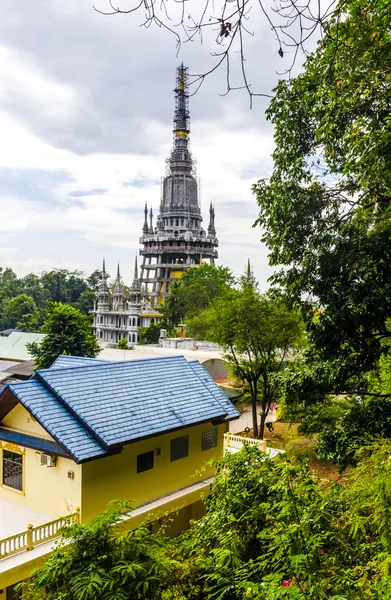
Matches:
[0,267,102,332]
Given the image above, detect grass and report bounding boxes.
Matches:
[244,421,343,483]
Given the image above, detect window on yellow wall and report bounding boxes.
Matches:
[170,435,189,461]
[201,428,217,451]
[2,450,23,491]
[137,450,154,473]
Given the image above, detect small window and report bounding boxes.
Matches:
[2,450,23,491]
[137,451,154,473]
[170,435,189,462]
[201,428,217,451]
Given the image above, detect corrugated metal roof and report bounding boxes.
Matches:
[0,360,19,372]
[0,332,45,361]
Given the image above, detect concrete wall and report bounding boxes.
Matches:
[200,358,228,380]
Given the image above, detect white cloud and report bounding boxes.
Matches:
[0,0,280,288]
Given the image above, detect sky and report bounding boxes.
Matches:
[0,0,302,289]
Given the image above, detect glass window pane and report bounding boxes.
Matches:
[201,428,218,451]
[2,450,23,491]
[170,435,189,462]
[137,451,154,473]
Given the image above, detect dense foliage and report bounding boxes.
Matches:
[19,442,391,599]
[190,278,303,438]
[117,338,129,349]
[161,263,234,325]
[27,303,101,368]
[253,0,391,398]
[0,267,97,331]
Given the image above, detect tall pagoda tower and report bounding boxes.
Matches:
[139,65,218,307]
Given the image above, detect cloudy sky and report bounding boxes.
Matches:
[0,0,303,289]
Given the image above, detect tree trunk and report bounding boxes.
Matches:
[250,380,258,438]
[259,400,267,440]
[258,377,269,439]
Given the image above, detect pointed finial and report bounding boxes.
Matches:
[134,255,138,279]
[117,262,120,279]
[102,257,106,274]
[149,207,153,232]
[143,203,149,234]
[247,258,251,276]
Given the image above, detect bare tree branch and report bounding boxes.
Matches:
[93,0,338,105]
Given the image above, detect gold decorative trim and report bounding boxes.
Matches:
[0,441,25,454]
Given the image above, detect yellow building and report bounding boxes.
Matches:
[0,354,239,594]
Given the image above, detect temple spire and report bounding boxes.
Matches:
[149,207,153,233]
[112,262,124,311]
[142,202,149,234]
[208,202,216,237]
[132,255,140,291]
[97,257,109,309]
[173,64,190,150]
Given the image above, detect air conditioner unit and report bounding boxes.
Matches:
[40,454,56,467]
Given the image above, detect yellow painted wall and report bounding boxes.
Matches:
[0,405,81,518]
[2,404,52,440]
[0,444,81,518]
[81,422,224,523]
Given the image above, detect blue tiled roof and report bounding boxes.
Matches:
[7,380,108,463]
[0,426,70,457]
[50,355,109,369]
[188,360,240,421]
[0,355,239,463]
[35,356,228,449]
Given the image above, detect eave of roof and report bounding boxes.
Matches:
[0,427,71,458]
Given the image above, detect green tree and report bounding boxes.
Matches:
[20,273,51,309]
[137,323,162,345]
[27,303,101,368]
[0,267,22,308]
[254,0,391,397]
[20,443,391,599]
[18,501,175,600]
[1,294,40,332]
[192,284,303,438]
[162,263,234,325]
[76,289,97,315]
[87,269,104,293]
[41,270,88,305]
[117,337,129,350]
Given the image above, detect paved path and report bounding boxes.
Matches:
[230,404,277,434]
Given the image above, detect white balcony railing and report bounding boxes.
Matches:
[0,509,79,559]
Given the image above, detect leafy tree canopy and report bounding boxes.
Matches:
[161,263,234,325]
[117,337,129,349]
[0,268,99,332]
[190,281,304,438]
[20,442,391,599]
[254,0,391,396]
[27,303,101,368]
